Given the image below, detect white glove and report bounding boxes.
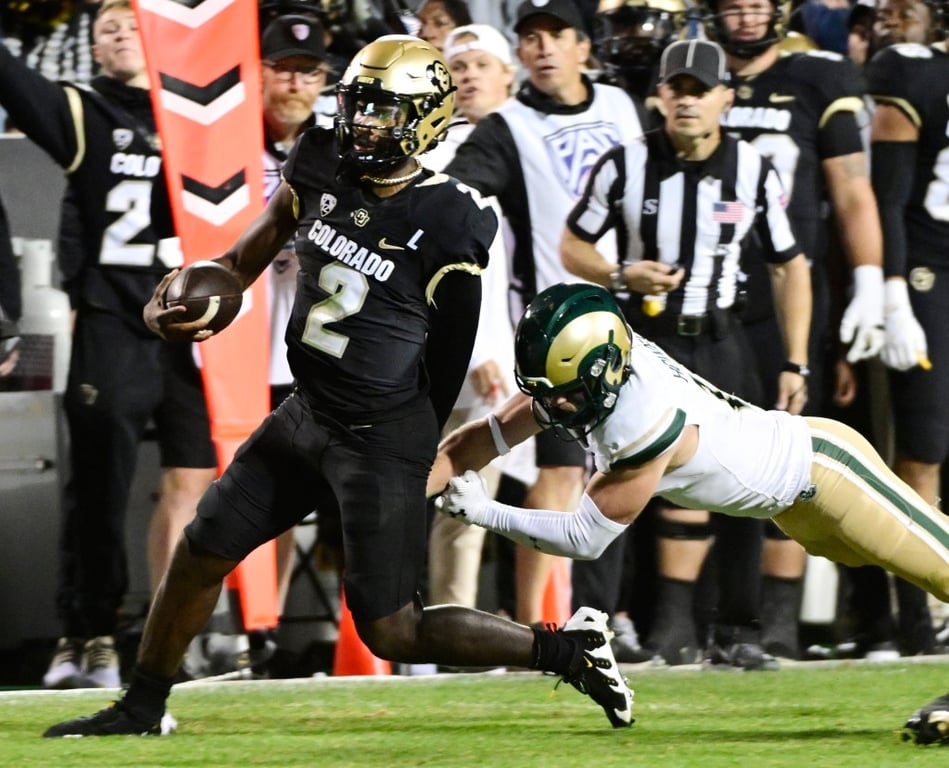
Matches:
[880,279,929,371]
[839,264,885,363]
[435,470,490,525]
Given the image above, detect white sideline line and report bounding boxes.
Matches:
[2,653,948,699]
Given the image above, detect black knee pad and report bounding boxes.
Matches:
[655,517,714,540]
[765,520,792,540]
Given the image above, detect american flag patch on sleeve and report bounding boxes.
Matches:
[712,201,745,223]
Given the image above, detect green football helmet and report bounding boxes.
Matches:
[515,283,633,437]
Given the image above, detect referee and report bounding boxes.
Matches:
[562,39,812,669]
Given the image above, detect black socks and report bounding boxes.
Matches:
[122,667,174,722]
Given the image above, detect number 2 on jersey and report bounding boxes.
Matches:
[301,262,368,357]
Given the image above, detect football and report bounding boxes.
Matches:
[163,260,243,333]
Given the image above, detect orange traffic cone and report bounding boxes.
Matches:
[333,590,392,676]
[225,540,279,630]
[541,558,572,627]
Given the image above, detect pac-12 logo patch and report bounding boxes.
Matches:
[545,121,622,197]
[320,193,337,217]
[112,128,134,150]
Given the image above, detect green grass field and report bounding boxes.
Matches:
[1,660,946,767]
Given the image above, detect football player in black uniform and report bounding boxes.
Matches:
[0,0,219,690]
[43,35,634,738]
[593,0,688,100]
[865,0,949,744]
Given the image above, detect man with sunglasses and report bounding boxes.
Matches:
[42,35,634,738]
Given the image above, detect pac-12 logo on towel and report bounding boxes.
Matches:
[545,122,621,197]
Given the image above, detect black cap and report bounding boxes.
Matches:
[513,0,584,34]
[848,0,874,30]
[658,39,729,88]
[260,14,327,61]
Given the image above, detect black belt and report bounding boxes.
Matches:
[630,308,737,340]
[636,312,709,337]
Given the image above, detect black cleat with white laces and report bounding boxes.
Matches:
[43,700,177,738]
[903,691,949,746]
[557,607,634,728]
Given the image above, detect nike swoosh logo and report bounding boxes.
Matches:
[769,94,796,103]
[378,238,404,251]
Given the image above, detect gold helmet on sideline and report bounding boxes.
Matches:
[335,35,456,168]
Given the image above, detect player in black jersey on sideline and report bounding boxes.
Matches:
[0,0,219,690]
[42,35,634,738]
[864,0,949,745]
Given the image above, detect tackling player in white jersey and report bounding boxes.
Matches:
[430,282,949,742]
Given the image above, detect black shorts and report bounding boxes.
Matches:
[186,392,438,621]
[65,310,215,469]
[534,428,587,468]
[889,262,949,463]
[155,341,216,469]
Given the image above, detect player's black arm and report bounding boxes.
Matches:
[0,41,82,167]
[444,115,518,200]
[213,182,299,289]
[870,140,915,279]
[0,197,21,324]
[425,268,482,432]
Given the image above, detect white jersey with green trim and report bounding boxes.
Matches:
[587,335,814,519]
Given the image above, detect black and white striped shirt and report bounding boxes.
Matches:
[568,129,798,316]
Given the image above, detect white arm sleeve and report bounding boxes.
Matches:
[477,492,628,560]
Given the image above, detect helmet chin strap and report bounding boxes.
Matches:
[721,36,773,59]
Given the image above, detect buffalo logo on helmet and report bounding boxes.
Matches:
[334,35,457,168]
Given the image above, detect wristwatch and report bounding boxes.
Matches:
[609,269,627,293]
[781,361,811,377]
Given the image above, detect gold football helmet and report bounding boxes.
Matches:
[335,35,456,167]
[515,284,633,438]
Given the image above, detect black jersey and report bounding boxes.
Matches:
[866,43,949,261]
[0,44,176,334]
[283,128,497,425]
[720,50,866,259]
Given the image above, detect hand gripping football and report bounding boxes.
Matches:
[164,261,243,333]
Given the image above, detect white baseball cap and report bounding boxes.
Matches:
[443,24,513,67]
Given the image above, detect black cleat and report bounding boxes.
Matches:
[558,607,634,728]
[903,691,949,746]
[43,700,177,738]
[703,641,780,671]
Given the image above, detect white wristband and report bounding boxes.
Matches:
[884,278,911,312]
[852,264,883,298]
[487,413,511,456]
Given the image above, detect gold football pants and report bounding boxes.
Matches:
[773,417,949,602]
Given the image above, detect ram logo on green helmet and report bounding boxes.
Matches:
[515,283,632,438]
